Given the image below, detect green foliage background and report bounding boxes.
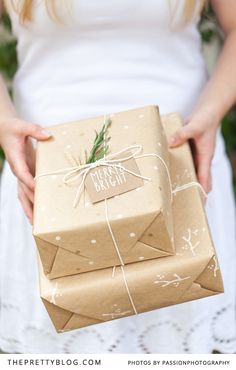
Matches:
[0,13,17,162]
[0,10,236,186]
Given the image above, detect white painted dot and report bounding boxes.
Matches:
[66,144,71,149]
[89,261,94,265]
[117,214,123,219]
[136,187,142,191]
[124,125,129,129]
[40,206,46,212]
[90,239,97,244]
[139,256,145,260]
[158,142,162,147]
[154,165,158,170]
[129,232,136,238]
[61,130,67,135]
[51,217,56,222]
[51,175,57,180]
[139,114,144,119]
[55,235,61,241]
[85,202,90,207]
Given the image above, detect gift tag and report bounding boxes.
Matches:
[85,152,144,203]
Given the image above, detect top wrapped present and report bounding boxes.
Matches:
[33,105,175,279]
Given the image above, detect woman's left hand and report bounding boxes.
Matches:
[168,110,219,194]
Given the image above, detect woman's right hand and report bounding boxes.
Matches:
[0,117,51,222]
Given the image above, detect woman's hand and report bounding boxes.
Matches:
[168,110,219,194]
[167,0,236,195]
[0,117,51,223]
[17,137,36,223]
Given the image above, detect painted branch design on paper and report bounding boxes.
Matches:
[102,304,132,319]
[207,255,219,277]
[154,273,191,288]
[181,228,200,256]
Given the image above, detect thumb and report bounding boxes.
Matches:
[24,123,52,141]
[168,124,193,148]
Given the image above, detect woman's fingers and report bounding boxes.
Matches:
[195,151,213,194]
[0,119,51,222]
[24,123,51,141]
[8,148,35,191]
[167,122,214,194]
[17,182,33,224]
[19,180,34,203]
[8,154,35,191]
[1,120,51,190]
[168,124,200,147]
[25,137,36,176]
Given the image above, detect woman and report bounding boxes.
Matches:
[0,0,235,354]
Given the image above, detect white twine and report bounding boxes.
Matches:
[120,265,138,315]
[105,198,125,266]
[103,116,137,315]
[172,181,208,198]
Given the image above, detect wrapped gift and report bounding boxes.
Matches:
[33,106,175,279]
[38,112,224,333]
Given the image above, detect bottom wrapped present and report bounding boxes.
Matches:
[38,112,224,333]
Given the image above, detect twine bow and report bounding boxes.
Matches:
[63,145,151,208]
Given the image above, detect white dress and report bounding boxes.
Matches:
[0,0,236,354]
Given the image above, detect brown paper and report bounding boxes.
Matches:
[33,106,174,279]
[38,112,224,333]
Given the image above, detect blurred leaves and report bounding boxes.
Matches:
[222,109,236,154]
[0,12,17,84]
[1,11,12,31]
[0,38,17,80]
[0,12,17,160]
[0,147,4,162]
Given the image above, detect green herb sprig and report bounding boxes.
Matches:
[86,118,112,164]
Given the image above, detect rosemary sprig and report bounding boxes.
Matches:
[86,117,112,164]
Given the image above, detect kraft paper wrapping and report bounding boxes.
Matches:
[38,112,224,333]
[33,106,175,279]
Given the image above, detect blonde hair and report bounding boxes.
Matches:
[181,0,207,25]
[5,0,207,24]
